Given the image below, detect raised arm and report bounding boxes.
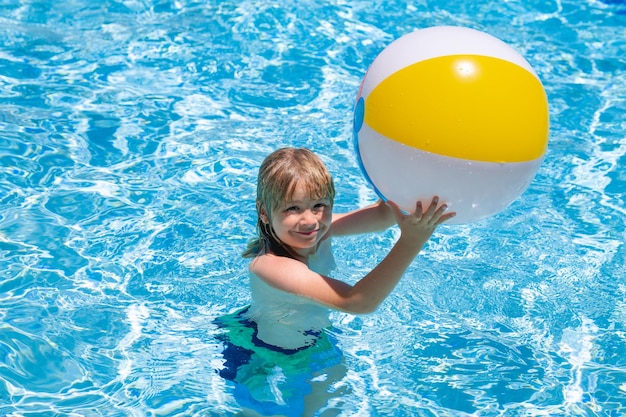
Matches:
[343,198,454,312]
[250,197,455,314]
[331,199,396,236]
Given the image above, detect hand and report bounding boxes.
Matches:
[386,196,456,246]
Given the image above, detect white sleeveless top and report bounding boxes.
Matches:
[244,238,336,350]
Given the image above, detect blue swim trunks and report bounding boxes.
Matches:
[214,307,345,416]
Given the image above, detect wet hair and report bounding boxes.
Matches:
[242,147,335,259]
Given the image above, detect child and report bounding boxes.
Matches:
[241,146,455,349]
[216,147,455,415]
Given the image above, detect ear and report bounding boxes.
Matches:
[257,202,269,224]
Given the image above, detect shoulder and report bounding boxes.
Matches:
[248,251,351,307]
[249,253,311,293]
[250,252,303,273]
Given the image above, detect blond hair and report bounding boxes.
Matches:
[242,148,335,259]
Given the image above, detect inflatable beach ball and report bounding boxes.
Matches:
[353,26,549,224]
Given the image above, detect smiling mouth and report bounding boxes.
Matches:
[296,229,318,236]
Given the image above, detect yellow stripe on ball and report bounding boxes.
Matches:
[364,54,549,163]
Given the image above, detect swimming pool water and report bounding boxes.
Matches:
[0,0,625,415]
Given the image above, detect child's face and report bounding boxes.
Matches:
[268,180,332,256]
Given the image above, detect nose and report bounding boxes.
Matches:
[300,209,318,225]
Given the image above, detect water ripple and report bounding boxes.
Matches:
[0,0,624,415]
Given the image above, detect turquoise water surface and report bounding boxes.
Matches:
[1,0,625,416]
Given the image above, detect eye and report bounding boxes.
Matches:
[313,200,331,212]
[285,205,300,212]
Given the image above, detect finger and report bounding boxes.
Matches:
[414,200,424,218]
[435,211,457,225]
[433,202,449,218]
[423,196,439,217]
